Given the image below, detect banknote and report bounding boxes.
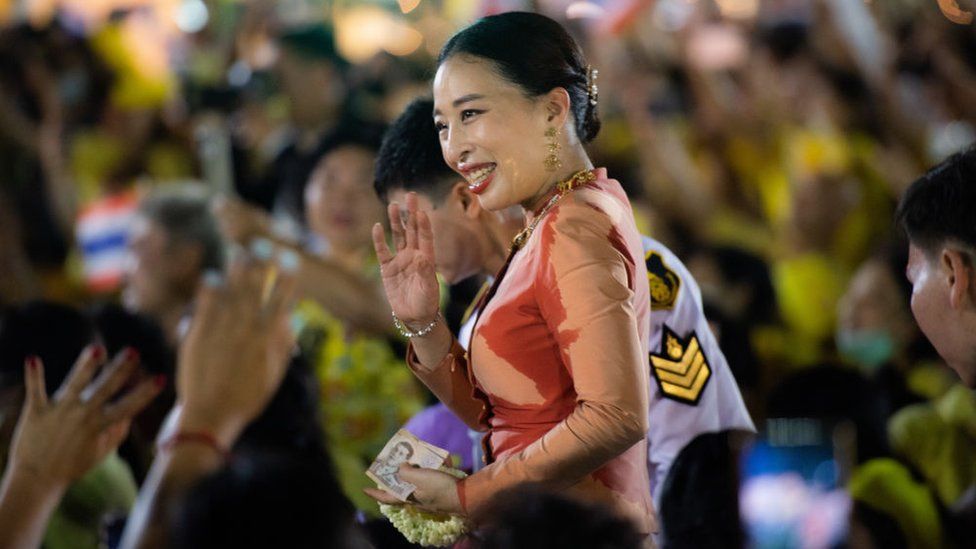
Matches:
[367,429,450,501]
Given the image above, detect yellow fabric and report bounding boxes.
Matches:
[90,24,172,110]
[772,252,847,352]
[849,458,944,549]
[888,384,976,507]
[70,131,126,203]
[906,362,959,401]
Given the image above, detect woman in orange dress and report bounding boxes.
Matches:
[368,11,656,536]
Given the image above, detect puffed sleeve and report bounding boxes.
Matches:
[405,339,491,432]
[457,197,650,516]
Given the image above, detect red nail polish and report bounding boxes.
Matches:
[91,345,106,361]
[125,347,140,363]
[26,355,39,370]
[153,374,167,388]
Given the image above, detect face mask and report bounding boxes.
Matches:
[837,329,895,372]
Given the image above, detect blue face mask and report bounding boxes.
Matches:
[837,329,895,372]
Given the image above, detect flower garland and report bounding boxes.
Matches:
[378,467,470,547]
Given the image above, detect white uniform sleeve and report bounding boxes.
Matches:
[641,236,756,505]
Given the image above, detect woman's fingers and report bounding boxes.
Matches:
[102,419,133,450]
[388,202,406,251]
[372,223,393,264]
[23,356,48,410]
[397,463,428,486]
[418,210,435,261]
[363,487,405,505]
[55,344,104,402]
[84,348,140,405]
[103,376,165,426]
[404,193,418,250]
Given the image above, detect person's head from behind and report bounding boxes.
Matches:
[896,145,976,387]
[476,485,643,549]
[659,430,747,549]
[172,450,358,549]
[433,12,600,211]
[376,97,517,283]
[305,127,386,258]
[235,352,326,457]
[0,301,95,453]
[124,186,222,322]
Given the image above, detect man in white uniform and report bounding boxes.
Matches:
[375,98,755,506]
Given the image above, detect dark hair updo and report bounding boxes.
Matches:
[438,11,601,144]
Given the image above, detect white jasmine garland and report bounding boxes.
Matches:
[378,467,470,547]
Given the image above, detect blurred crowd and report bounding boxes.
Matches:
[0,0,975,547]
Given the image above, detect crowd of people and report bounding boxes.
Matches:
[0,0,975,547]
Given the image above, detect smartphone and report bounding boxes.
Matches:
[740,418,856,549]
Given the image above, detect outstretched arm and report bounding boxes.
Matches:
[120,245,298,549]
[214,195,392,335]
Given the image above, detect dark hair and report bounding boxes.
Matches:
[696,245,778,325]
[438,12,600,143]
[138,186,224,272]
[276,23,348,69]
[896,145,976,253]
[90,303,175,377]
[308,122,387,188]
[318,122,386,159]
[659,431,747,549]
[374,97,457,203]
[172,450,360,549]
[476,485,643,549]
[0,301,94,393]
[235,353,327,457]
[392,441,414,459]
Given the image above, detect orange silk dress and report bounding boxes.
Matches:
[407,169,656,534]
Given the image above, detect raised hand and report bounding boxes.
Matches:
[212,195,273,245]
[176,245,299,447]
[371,192,441,329]
[6,346,164,491]
[0,348,162,549]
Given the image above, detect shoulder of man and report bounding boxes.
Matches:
[641,236,733,409]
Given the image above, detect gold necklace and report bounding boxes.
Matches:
[511,169,596,251]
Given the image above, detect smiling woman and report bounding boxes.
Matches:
[369,11,657,538]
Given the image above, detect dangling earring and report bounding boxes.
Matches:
[544,127,562,172]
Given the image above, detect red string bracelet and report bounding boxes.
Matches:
[158,431,230,460]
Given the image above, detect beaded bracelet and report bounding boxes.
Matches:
[392,312,440,338]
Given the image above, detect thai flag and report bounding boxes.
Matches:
[76,190,139,293]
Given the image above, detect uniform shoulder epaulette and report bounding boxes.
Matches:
[645,250,680,310]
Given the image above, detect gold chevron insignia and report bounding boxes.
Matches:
[650,326,711,405]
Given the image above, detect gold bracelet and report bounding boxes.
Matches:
[392,312,440,338]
